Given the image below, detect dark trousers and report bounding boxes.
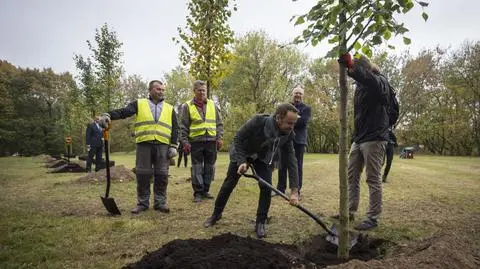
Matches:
[177,147,188,168]
[135,143,169,208]
[382,143,395,180]
[277,143,305,193]
[86,146,103,172]
[191,141,217,196]
[213,160,272,223]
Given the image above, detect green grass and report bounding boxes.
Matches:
[0,153,479,268]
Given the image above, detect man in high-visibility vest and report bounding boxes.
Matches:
[98,80,179,214]
[179,80,224,203]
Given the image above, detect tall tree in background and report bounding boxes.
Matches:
[164,66,193,108]
[218,31,306,148]
[293,0,429,258]
[444,42,480,155]
[73,55,98,116]
[118,74,148,105]
[175,0,236,97]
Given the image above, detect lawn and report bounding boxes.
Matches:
[0,153,479,268]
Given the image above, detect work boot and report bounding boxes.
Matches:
[154,204,170,213]
[203,214,222,228]
[202,192,214,199]
[193,194,203,203]
[131,205,148,214]
[354,218,378,231]
[255,222,266,238]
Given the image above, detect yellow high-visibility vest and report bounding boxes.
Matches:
[188,99,216,139]
[134,99,173,144]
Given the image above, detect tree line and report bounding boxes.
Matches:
[0,27,478,156]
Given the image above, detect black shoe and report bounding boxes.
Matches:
[255,222,266,238]
[193,195,203,203]
[331,213,355,221]
[131,206,148,214]
[354,218,378,231]
[154,204,170,213]
[202,192,214,199]
[203,214,222,228]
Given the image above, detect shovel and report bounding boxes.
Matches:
[242,165,358,248]
[100,122,121,215]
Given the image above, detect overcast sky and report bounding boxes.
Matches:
[1,0,479,82]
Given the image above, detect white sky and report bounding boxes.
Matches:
[1,0,479,82]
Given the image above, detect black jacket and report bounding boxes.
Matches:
[348,66,390,144]
[86,122,103,148]
[230,114,299,189]
[108,98,179,146]
[292,102,311,145]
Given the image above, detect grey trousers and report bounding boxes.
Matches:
[135,142,169,208]
[348,141,387,220]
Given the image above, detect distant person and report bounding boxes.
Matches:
[179,80,224,203]
[98,80,178,214]
[177,140,189,168]
[203,103,300,238]
[85,115,104,173]
[382,129,398,183]
[275,86,311,198]
[336,53,391,231]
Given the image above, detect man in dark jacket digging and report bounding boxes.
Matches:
[336,53,391,231]
[203,103,300,238]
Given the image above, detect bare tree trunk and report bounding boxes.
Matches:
[337,3,350,259]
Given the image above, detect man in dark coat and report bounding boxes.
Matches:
[85,115,104,172]
[275,86,311,197]
[203,103,300,238]
[338,53,391,231]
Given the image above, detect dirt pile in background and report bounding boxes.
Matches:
[76,165,135,183]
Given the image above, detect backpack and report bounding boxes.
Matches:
[387,83,400,127]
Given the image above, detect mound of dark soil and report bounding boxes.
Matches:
[123,233,386,269]
[76,165,135,183]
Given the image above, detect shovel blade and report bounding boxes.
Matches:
[325,224,359,249]
[101,196,121,215]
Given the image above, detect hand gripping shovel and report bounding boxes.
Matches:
[100,123,121,215]
[242,165,358,248]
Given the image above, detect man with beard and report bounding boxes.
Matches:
[203,103,300,238]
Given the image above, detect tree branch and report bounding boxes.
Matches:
[346,15,374,52]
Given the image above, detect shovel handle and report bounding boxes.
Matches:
[243,165,336,237]
[103,122,111,141]
[103,123,112,198]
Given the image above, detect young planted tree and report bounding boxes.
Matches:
[293,0,429,258]
[175,0,236,98]
[87,23,124,111]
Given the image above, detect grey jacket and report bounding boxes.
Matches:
[230,114,299,189]
[179,99,224,144]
